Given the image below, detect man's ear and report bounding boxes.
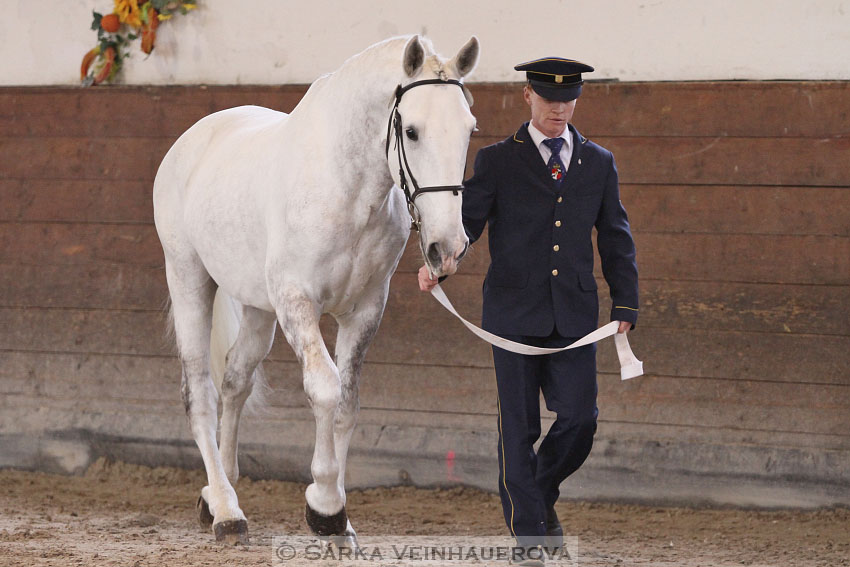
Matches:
[523,84,533,106]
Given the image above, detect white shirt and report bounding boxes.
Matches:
[527,121,573,173]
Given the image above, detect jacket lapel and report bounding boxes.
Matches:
[561,124,586,192]
[511,123,557,195]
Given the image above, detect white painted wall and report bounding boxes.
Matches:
[3,0,849,85]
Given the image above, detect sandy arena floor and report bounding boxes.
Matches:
[0,458,847,567]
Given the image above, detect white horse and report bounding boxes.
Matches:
[153,35,479,545]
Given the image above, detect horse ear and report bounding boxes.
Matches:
[450,36,480,78]
[403,35,425,77]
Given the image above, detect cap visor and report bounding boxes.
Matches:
[529,82,582,102]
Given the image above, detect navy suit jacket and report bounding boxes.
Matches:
[462,122,639,338]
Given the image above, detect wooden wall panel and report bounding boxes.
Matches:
[0,179,155,223]
[0,86,305,138]
[0,265,166,310]
[0,137,173,181]
[476,82,850,138]
[621,185,850,237]
[465,135,850,186]
[1,82,848,507]
[0,223,162,266]
[600,136,850,186]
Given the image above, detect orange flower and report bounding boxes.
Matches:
[100,13,121,33]
[114,0,142,28]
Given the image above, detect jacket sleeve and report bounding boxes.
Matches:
[461,147,497,244]
[595,153,639,328]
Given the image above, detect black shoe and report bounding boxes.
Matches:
[544,506,563,552]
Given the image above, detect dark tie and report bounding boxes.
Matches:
[543,137,565,185]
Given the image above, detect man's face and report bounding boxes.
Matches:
[524,85,576,138]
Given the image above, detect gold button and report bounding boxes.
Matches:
[552,269,559,276]
[557,196,563,203]
[555,220,561,227]
[553,244,560,252]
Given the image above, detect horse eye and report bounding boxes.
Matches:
[405,127,418,141]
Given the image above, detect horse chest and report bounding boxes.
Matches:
[270,207,408,314]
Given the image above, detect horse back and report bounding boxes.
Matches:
[155,105,289,197]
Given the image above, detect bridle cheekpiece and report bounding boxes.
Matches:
[385,78,466,232]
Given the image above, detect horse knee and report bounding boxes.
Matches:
[308,385,341,413]
[335,392,360,430]
[220,368,253,404]
[303,365,341,412]
[334,414,357,439]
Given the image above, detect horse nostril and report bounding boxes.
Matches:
[457,241,469,261]
[427,242,441,266]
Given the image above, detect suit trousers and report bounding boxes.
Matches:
[493,331,598,540]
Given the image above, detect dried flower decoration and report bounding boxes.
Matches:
[81,0,197,86]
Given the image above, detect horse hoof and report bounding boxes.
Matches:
[214,519,249,545]
[305,503,348,536]
[197,494,214,530]
[322,532,358,551]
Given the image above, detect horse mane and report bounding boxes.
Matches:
[338,35,455,81]
[291,35,456,117]
[425,53,450,81]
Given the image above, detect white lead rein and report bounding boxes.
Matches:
[430,284,644,380]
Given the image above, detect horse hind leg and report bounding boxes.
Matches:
[165,259,248,545]
[217,302,277,484]
[275,290,347,537]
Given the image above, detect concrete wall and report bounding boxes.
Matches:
[3,0,850,85]
[1,81,848,507]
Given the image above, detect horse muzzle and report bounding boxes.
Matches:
[425,239,468,277]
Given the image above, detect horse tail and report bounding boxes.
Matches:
[210,289,270,414]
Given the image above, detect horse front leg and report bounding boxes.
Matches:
[275,290,347,536]
[329,283,389,548]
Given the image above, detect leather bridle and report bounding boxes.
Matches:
[385,78,467,232]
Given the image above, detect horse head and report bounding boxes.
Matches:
[387,35,480,278]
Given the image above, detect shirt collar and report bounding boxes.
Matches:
[527,121,572,154]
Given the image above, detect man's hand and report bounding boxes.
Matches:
[617,321,631,334]
[418,264,439,292]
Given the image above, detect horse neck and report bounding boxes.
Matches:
[293,41,412,196]
[331,78,395,173]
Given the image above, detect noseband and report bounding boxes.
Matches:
[385,78,466,232]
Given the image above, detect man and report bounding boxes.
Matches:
[418,57,638,563]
